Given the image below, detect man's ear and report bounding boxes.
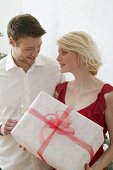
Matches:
[9,37,16,46]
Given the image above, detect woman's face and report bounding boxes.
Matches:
[57,47,79,73]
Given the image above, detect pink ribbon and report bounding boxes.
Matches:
[28,107,94,161]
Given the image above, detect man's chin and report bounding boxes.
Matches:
[28,59,35,65]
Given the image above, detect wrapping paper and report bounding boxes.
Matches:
[11,91,104,170]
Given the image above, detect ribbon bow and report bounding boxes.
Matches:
[40,111,75,144]
[28,107,94,161]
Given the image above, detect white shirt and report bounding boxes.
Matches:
[0,53,64,170]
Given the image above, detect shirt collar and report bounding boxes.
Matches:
[6,53,45,71]
[6,53,17,71]
[34,55,45,66]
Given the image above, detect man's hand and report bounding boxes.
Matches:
[85,164,93,170]
[1,119,18,135]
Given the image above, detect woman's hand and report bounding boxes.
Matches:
[85,164,93,170]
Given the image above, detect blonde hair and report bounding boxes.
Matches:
[57,31,102,75]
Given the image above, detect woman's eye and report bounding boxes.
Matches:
[62,51,68,55]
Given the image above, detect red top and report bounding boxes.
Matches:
[55,82,113,169]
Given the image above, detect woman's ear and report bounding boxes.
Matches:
[9,37,16,46]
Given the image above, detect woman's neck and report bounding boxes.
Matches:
[70,69,103,93]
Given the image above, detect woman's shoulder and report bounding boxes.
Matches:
[100,83,113,95]
[99,83,113,110]
[103,84,113,99]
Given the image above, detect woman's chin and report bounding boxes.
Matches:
[60,68,67,73]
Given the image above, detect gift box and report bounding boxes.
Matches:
[11,91,104,170]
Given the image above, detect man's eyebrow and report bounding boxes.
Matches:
[25,43,42,49]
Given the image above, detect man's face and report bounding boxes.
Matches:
[10,37,42,67]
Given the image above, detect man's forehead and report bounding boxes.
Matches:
[17,37,42,46]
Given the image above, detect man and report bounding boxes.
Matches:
[0,14,64,170]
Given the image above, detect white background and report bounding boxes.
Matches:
[0,0,113,82]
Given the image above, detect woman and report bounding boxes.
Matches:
[55,31,113,170]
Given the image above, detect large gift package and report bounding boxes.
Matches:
[11,91,104,170]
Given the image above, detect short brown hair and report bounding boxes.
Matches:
[7,14,46,42]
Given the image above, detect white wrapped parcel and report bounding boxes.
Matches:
[11,91,104,170]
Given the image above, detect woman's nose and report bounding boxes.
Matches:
[57,54,60,61]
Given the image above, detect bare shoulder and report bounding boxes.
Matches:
[105,90,113,102]
[104,90,113,142]
[105,90,113,113]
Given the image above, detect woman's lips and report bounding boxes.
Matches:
[60,64,65,67]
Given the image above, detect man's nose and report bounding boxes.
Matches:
[32,48,40,56]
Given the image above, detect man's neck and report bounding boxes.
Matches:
[11,50,31,72]
[13,57,31,72]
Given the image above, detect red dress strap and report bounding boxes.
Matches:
[56,81,68,93]
[99,84,113,95]
[56,82,68,103]
[95,84,113,114]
